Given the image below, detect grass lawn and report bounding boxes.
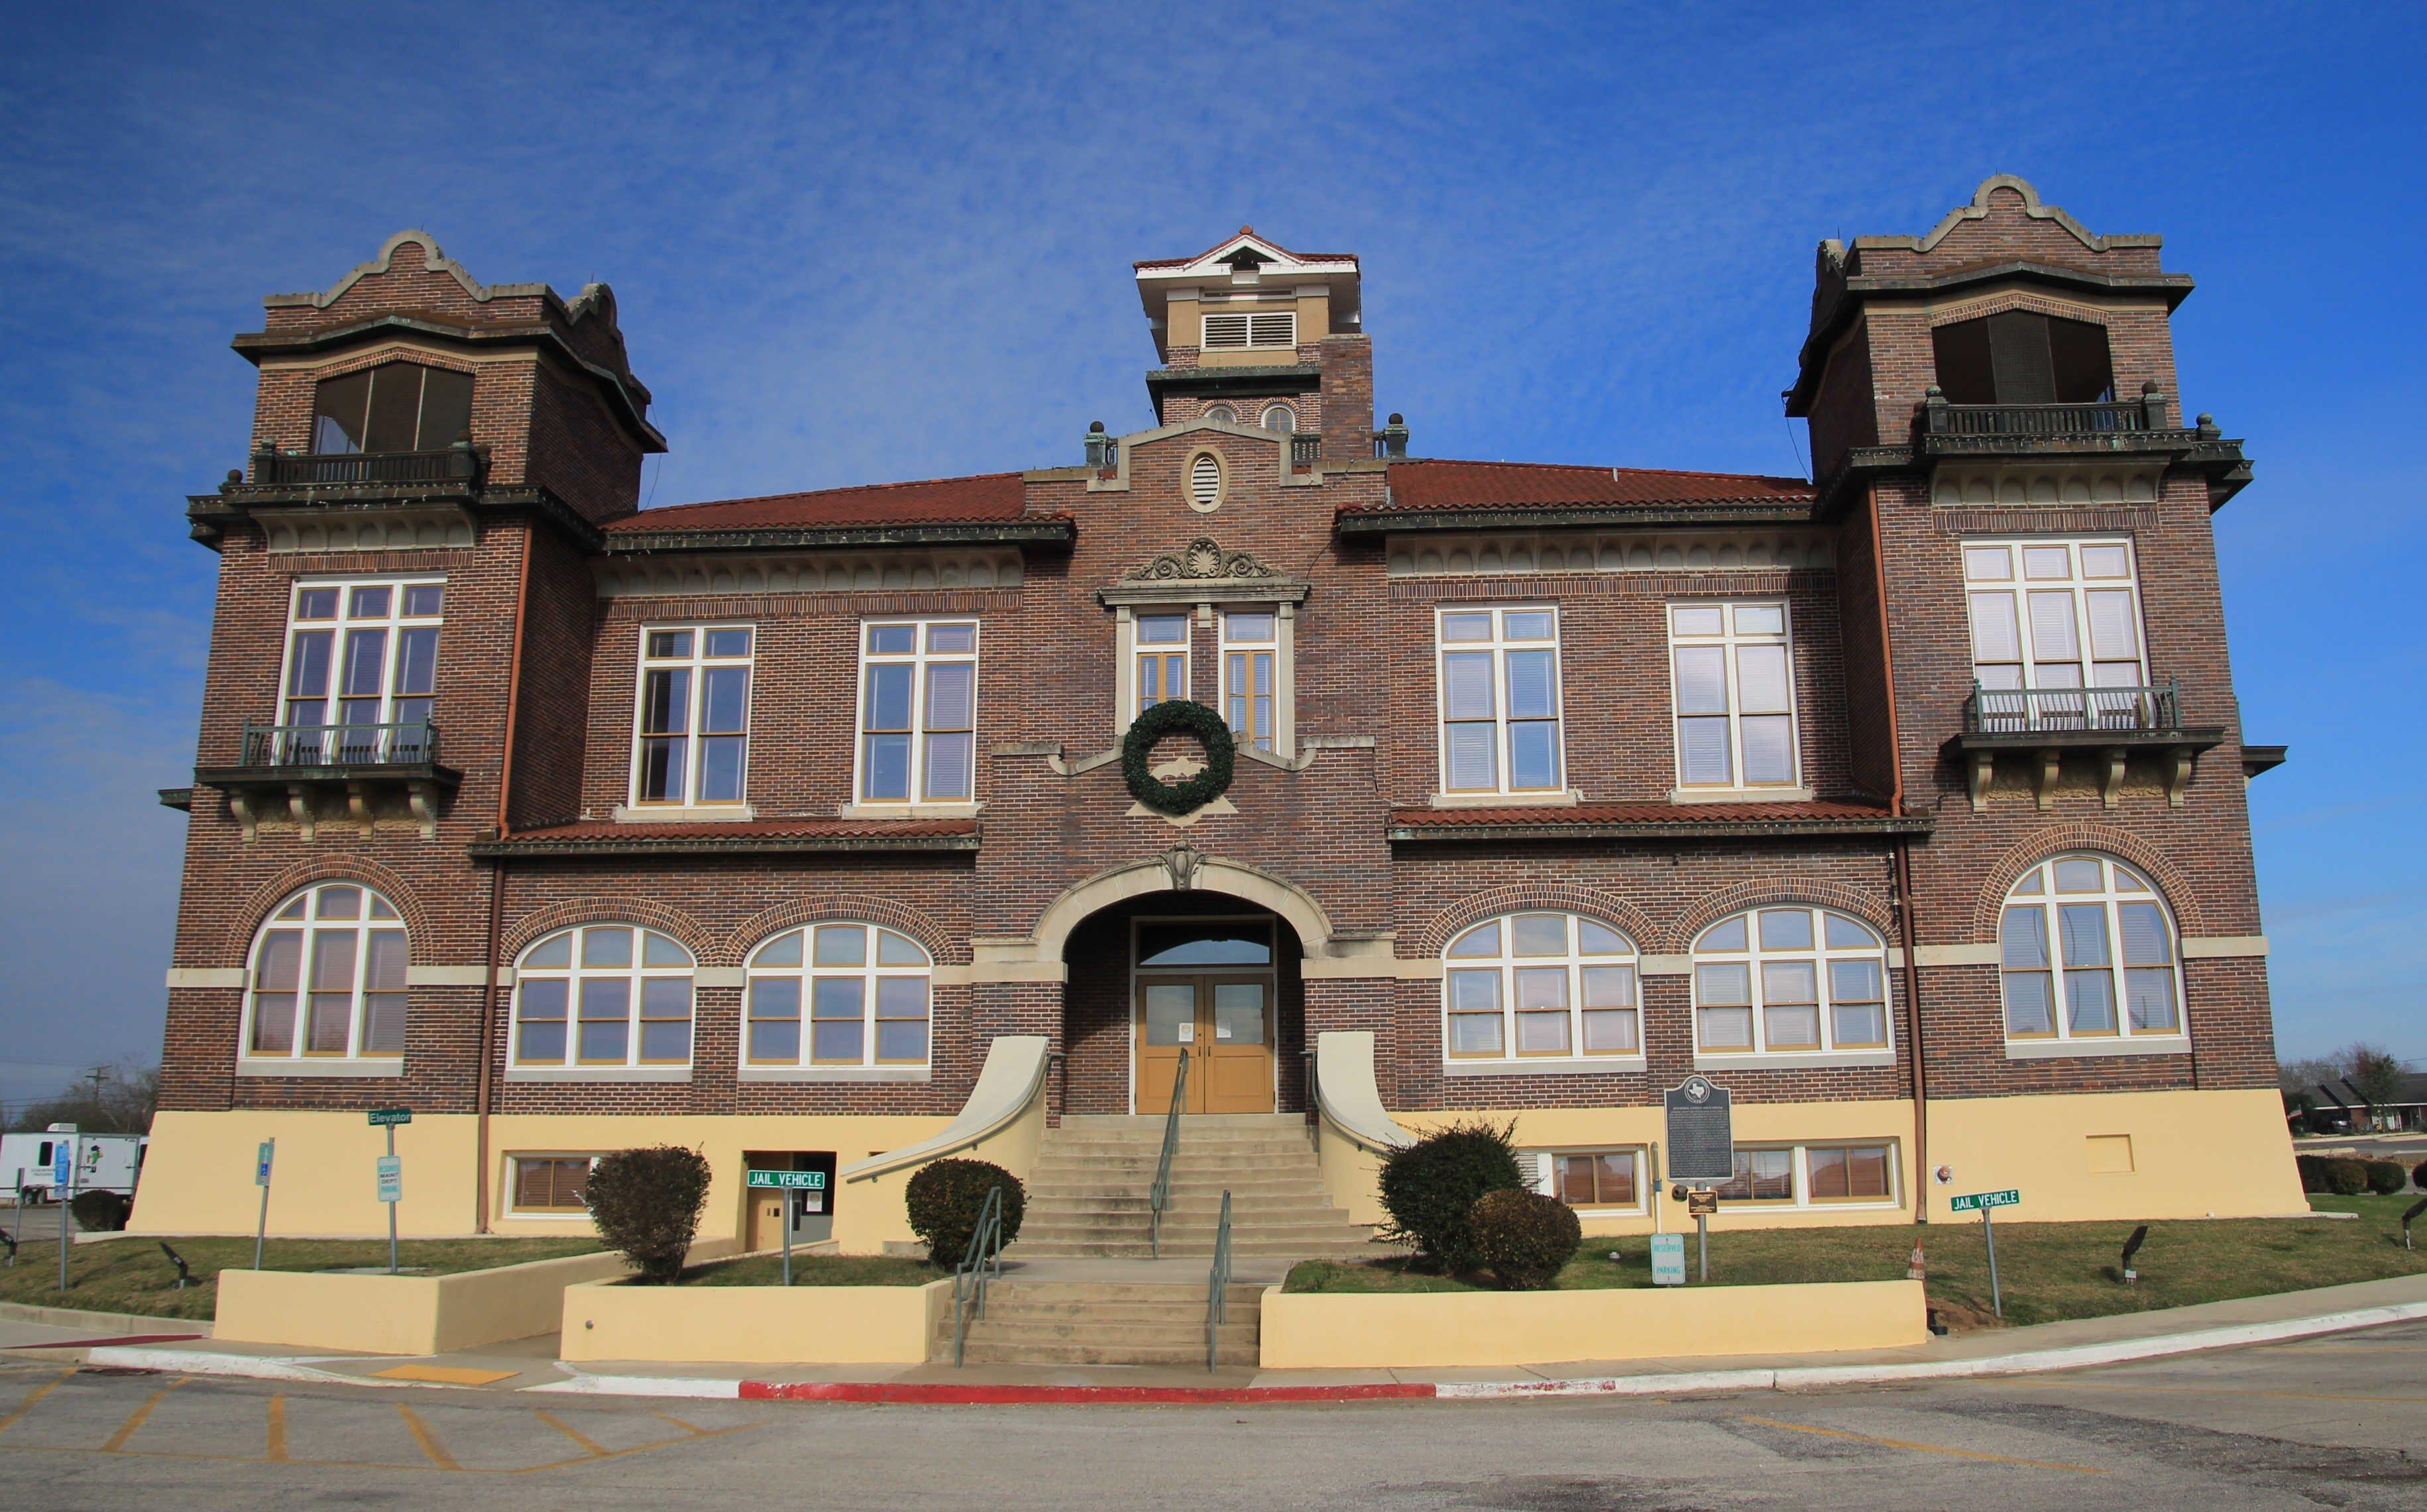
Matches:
[0,1236,602,1323]
[675,1253,945,1288]
[1286,1199,2427,1330]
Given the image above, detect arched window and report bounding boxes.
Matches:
[747,924,932,1068]
[512,926,695,1069]
[1202,404,1239,425]
[1443,913,1638,1062]
[2000,854,2181,1044]
[1260,403,1298,433]
[1691,907,1890,1057]
[246,883,408,1061]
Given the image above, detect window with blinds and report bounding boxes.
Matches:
[1963,538,2146,700]
[1200,310,1296,349]
[1668,602,1799,791]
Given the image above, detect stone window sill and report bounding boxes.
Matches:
[1443,1056,1646,1077]
[506,1065,693,1083]
[1692,1050,1897,1071]
[738,1065,933,1083]
[836,802,982,820]
[612,804,756,824]
[1667,786,1816,805]
[236,1057,404,1079]
[2005,1036,2190,1061]
[1428,788,1582,810]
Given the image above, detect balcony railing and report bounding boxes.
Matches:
[250,447,484,488]
[1289,433,1321,470]
[237,720,440,769]
[1964,679,2180,738]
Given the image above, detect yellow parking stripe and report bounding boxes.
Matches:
[266,1394,288,1461]
[101,1380,187,1453]
[0,1371,70,1436]
[534,1411,610,1458]
[396,1404,460,1470]
[1739,1415,2109,1474]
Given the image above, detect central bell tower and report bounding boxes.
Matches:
[1132,228,1374,462]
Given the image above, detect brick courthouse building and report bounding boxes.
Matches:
[135,176,2304,1249]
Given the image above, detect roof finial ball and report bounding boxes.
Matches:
[1389,413,1404,425]
[1090,420,1106,433]
[1239,225,1253,236]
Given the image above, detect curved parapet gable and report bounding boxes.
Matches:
[840,1034,1051,1184]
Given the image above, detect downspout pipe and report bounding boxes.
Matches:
[1866,480,1929,1225]
[474,522,537,1234]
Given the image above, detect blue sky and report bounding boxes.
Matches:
[1,2,2420,1110]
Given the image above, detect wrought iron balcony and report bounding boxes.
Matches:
[1950,677,2224,814]
[1915,384,2206,462]
[1963,680,2180,737]
[195,721,457,841]
[236,720,440,769]
[249,446,484,488]
[1289,433,1322,470]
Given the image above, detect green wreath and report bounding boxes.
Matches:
[1122,700,1237,816]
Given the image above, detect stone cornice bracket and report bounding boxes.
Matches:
[1159,841,1206,891]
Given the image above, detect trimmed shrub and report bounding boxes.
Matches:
[905,1158,1025,1267]
[68,1189,131,1232]
[1471,1188,1581,1291]
[583,1146,712,1284]
[2365,1160,2408,1195]
[2322,1157,2369,1197]
[2414,1160,2427,1192]
[1377,1120,1525,1274]
[2295,1154,2330,1193]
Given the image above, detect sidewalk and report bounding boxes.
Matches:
[11,1271,2426,1405]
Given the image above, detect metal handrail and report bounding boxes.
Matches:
[1149,1048,1190,1259]
[251,447,484,487]
[1920,389,2166,438]
[237,720,439,769]
[950,1184,1007,1366]
[1206,1188,1233,1370]
[1964,678,2181,737]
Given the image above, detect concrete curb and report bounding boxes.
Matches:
[0,1300,213,1336]
[70,1297,2427,1405]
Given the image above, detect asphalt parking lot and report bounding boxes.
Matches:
[1,1318,2422,1509]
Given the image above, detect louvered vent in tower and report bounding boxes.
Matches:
[1189,455,1222,509]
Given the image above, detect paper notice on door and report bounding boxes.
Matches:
[1176,1022,1194,1042]
[1215,1023,1233,1040]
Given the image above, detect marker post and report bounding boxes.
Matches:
[253,1138,275,1269]
[52,1126,76,1291]
[1948,1189,2021,1320]
[368,1109,412,1275]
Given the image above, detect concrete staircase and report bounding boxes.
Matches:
[1006,1113,1377,1262]
[946,1275,1267,1366]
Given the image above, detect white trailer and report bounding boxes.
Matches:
[0,1131,147,1204]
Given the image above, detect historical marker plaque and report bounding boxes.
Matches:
[1663,1075,1735,1185]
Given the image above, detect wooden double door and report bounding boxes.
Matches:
[1135,972,1275,1115]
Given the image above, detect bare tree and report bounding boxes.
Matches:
[2279,1055,2342,1092]
[5,1064,158,1134]
[2340,1042,2406,1116]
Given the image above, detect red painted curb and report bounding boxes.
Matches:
[740,1380,1438,1405]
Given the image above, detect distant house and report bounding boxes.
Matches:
[2286,1071,2427,1134]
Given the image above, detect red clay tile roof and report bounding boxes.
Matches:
[602,473,1029,533]
[1390,800,1924,834]
[1365,460,1813,515]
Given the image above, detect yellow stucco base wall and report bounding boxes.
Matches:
[559,1275,952,1364]
[1260,1279,1927,1369]
[1923,1087,2304,1222]
[129,1110,968,1250]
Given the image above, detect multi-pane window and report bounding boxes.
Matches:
[746,924,933,1068]
[1438,608,1563,794]
[510,1156,596,1216]
[1221,611,1276,752]
[1669,602,1798,790]
[1260,403,1298,432]
[858,621,978,803]
[632,627,752,806]
[2000,854,2182,1043]
[512,926,695,1069]
[311,362,475,454]
[1202,404,1239,425]
[1200,309,1296,349]
[280,579,441,761]
[1443,913,1638,1061]
[1691,907,1891,1056]
[247,882,408,1061]
[1137,614,1191,714]
[1533,1149,1643,1211]
[1964,539,2147,726]
[1709,1143,1898,1206]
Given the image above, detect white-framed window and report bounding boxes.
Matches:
[1438,607,1564,795]
[1668,602,1799,791]
[2000,854,2183,1044]
[278,578,443,761]
[1522,1148,1646,1212]
[1221,610,1276,752]
[245,882,408,1061]
[1201,403,1239,425]
[856,620,978,804]
[1709,1142,1900,1208]
[508,1154,598,1216]
[1443,912,1639,1062]
[1963,538,2148,726]
[746,924,933,1067]
[1260,403,1298,433]
[1691,907,1891,1057]
[1137,614,1191,714]
[1200,309,1296,349]
[512,925,695,1069]
[631,625,753,806]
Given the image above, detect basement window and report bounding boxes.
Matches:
[1931,311,2114,405]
